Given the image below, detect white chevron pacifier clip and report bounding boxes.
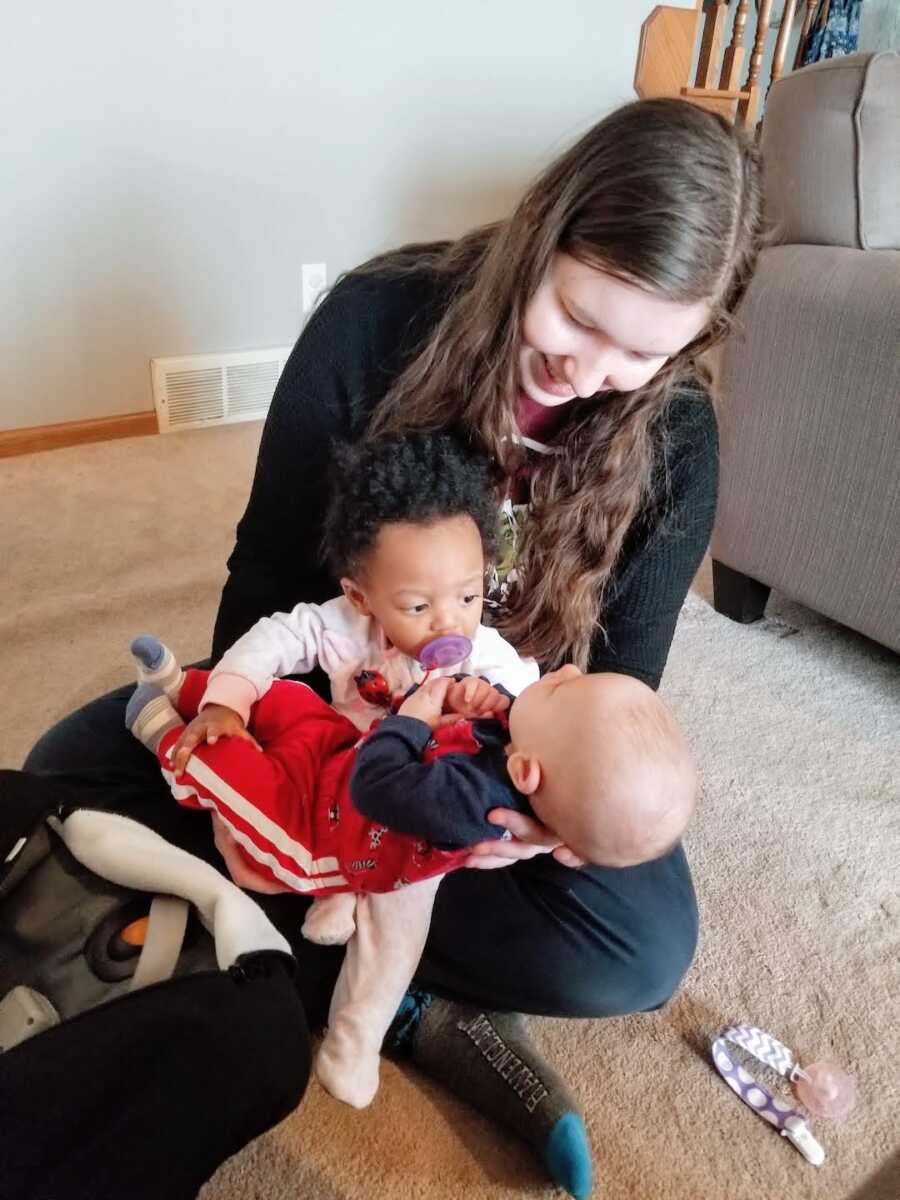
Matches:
[711,1024,857,1167]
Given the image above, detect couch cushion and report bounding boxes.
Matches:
[713,244,900,653]
[762,51,900,250]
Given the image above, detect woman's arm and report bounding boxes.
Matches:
[211,271,444,662]
[589,386,719,689]
[212,291,357,661]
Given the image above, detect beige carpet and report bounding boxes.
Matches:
[2,425,898,1200]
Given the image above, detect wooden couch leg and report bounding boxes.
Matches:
[712,560,771,623]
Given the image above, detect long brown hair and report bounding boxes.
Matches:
[362,99,763,669]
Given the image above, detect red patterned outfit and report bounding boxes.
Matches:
[157,668,522,898]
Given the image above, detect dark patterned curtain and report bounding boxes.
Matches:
[800,0,863,65]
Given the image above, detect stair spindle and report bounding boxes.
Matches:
[719,0,750,92]
[738,0,774,127]
[770,0,799,90]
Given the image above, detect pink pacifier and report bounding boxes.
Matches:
[792,1061,857,1121]
[712,1025,858,1167]
[417,634,473,670]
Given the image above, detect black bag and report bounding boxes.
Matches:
[0,770,310,1200]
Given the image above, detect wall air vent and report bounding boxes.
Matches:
[150,347,290,433]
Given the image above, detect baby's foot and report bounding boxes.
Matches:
[316,1028,380,1108]
[130,635,185,701]
[302,894,357,945]
[125,682,183,754]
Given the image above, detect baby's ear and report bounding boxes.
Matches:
[340,576,371,616]
[506,750,542,796]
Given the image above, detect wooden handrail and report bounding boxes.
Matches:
[636,0,821,130]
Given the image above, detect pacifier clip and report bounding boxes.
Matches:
[711,1025,855,1166]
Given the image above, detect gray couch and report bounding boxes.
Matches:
[711,51,900,654]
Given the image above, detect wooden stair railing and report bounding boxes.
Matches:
[771,0,800,87]
[719,0,749,91]
[696,0,730,87]
[635,0,816,129]
[740,0,774,125]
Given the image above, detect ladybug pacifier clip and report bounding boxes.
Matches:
[357,636,473,712]
[711,1025,856,1166]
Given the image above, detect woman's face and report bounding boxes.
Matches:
[519,253,712,405]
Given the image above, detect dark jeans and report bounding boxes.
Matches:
[23,678,699,1028]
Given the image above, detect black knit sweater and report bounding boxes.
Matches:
[212,268,718,689]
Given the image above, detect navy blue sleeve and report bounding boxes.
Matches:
[349,716,521,849]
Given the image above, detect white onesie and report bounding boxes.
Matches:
[202,593,539,731]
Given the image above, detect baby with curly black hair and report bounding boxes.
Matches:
[182,431,535,744]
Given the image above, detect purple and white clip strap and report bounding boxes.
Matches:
[711,1025,826,1166]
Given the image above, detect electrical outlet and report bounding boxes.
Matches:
[301,263,327,315]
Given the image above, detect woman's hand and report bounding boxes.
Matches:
[442,677,510,721]
[464,808,586,870]
[171,704,261,776]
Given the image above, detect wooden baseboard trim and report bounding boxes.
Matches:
[0,411,159,459]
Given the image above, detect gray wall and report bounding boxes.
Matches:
[859,0,900,52]
[2,0,677,431]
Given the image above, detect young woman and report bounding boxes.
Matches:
[25,99,762,1198]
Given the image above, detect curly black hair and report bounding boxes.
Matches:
[322,432,500,578]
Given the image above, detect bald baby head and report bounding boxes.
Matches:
[507,670,697,868]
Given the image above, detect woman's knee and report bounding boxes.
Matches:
[24,714,84,773]
[609,910,697,1016]
[521,933,697,1020]
[420,849,698,1018]
[556,844,699,1018]
[23,683,138,774]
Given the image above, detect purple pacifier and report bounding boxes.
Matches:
[418,634,473,670]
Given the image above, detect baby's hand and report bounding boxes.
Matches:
[171,705,261,776]
[443,677,510,721]
[397,675,451,729]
